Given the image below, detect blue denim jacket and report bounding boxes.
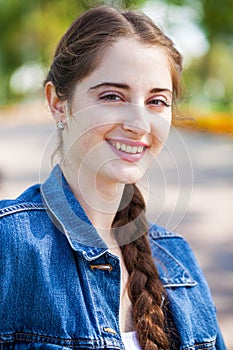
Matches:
[0,165,226,349]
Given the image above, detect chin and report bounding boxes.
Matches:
[114,169,146,185]
[100,159,149,186]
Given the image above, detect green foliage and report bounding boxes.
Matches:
[0,0,145,104]
[163,0,233,42]
[183,42,233,112]
[0,1,83,104]
[81,0,145,9]
[161,0,233,112]
[201,0,233,42]
[0,0,232,111]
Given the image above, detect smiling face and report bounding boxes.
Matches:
[56,38,173,188]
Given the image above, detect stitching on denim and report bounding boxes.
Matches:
[148,228,182,239]
[1,332,78,342]
[0,332,216,349]
[0,204,45,218]
[0,332,122,349]
[0,332,100,344]
[182,337,216,350]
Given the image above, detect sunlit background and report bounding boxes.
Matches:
[1,0,233,122]
[0,0,233,348]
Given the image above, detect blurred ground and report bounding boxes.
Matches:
[0,104,232,348]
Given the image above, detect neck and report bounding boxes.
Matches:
[62,164,125,247]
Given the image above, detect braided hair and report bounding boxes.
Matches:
[112,184,169,349]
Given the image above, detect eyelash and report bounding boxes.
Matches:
[99,92,123,102]
[147,97,171,108]
[99,92,171,108]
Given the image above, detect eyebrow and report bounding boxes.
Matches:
[88,82,130,91]
[150,88,173,96]
[88,82,172,95]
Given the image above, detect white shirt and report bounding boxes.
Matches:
[121,331,142,350]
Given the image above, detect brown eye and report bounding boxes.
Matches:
[99,92,122,101]
[147,98,170,107]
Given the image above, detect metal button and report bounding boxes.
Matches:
[90,264,113,272]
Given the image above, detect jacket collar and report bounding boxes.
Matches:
[41,165,197,287]
[41,164,108,260]
[148,227,197,287]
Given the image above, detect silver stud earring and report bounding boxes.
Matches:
[57,121,65,130]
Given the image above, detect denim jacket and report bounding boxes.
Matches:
[0,165,226,349]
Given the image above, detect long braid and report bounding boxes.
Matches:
[112,184,169,350]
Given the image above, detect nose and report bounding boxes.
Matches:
[122,104,151,136]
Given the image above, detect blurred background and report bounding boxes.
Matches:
[0,0,232,348]
[1,0,233,122]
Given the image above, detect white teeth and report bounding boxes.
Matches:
[111,141,145,154]
[121,144,126,152]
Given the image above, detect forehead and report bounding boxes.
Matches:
[79,38,172,91]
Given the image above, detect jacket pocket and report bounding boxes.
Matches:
[183,337,217,349]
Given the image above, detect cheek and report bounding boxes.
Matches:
[149,115,171,159]
[76,133,95,156]
[149,138,163,160]
[73,104,123,127]
[151,113,171,144]
[77,126,109,154]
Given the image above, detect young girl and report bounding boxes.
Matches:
[0,6,226,350]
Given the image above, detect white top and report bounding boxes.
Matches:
[121,331,142,350]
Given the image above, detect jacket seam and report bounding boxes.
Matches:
[181,335,216,349]
[0,203,45,218]
[0,331,121,348]
[148,226,183,240]
[150,233,183,240]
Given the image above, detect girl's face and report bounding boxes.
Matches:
[60,38,173,187]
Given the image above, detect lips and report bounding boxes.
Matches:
[106,139,149,161]
[112,141,145,154]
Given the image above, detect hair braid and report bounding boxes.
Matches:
[112,184,169,350]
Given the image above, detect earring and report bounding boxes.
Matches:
[57,121,65,130]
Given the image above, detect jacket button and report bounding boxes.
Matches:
[90,264,113,272]
[103,327,117,335]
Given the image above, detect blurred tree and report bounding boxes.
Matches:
[0,0,84,104]
[163,0,233,111]
[0,0,232,108]
[164,0,233,43]
[0,0,145,104]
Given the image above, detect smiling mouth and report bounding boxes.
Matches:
[108,141,147,154]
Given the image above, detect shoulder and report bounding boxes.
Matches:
[0,184,47,246]
[0,184,45,219]
[0,184,63,277]
[148,223,203,287]
[148,224,225,347]
[148,222,194,255]
[148,222,189,255]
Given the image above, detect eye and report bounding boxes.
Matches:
[147,96,171,108]
[99,92,123,102]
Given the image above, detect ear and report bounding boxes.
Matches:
[45,82,67,123]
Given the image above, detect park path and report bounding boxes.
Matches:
[0,119,232,348]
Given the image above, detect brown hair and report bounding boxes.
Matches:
[45,6,183,349]
[44,6,182,103]
[112,184,170,349]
